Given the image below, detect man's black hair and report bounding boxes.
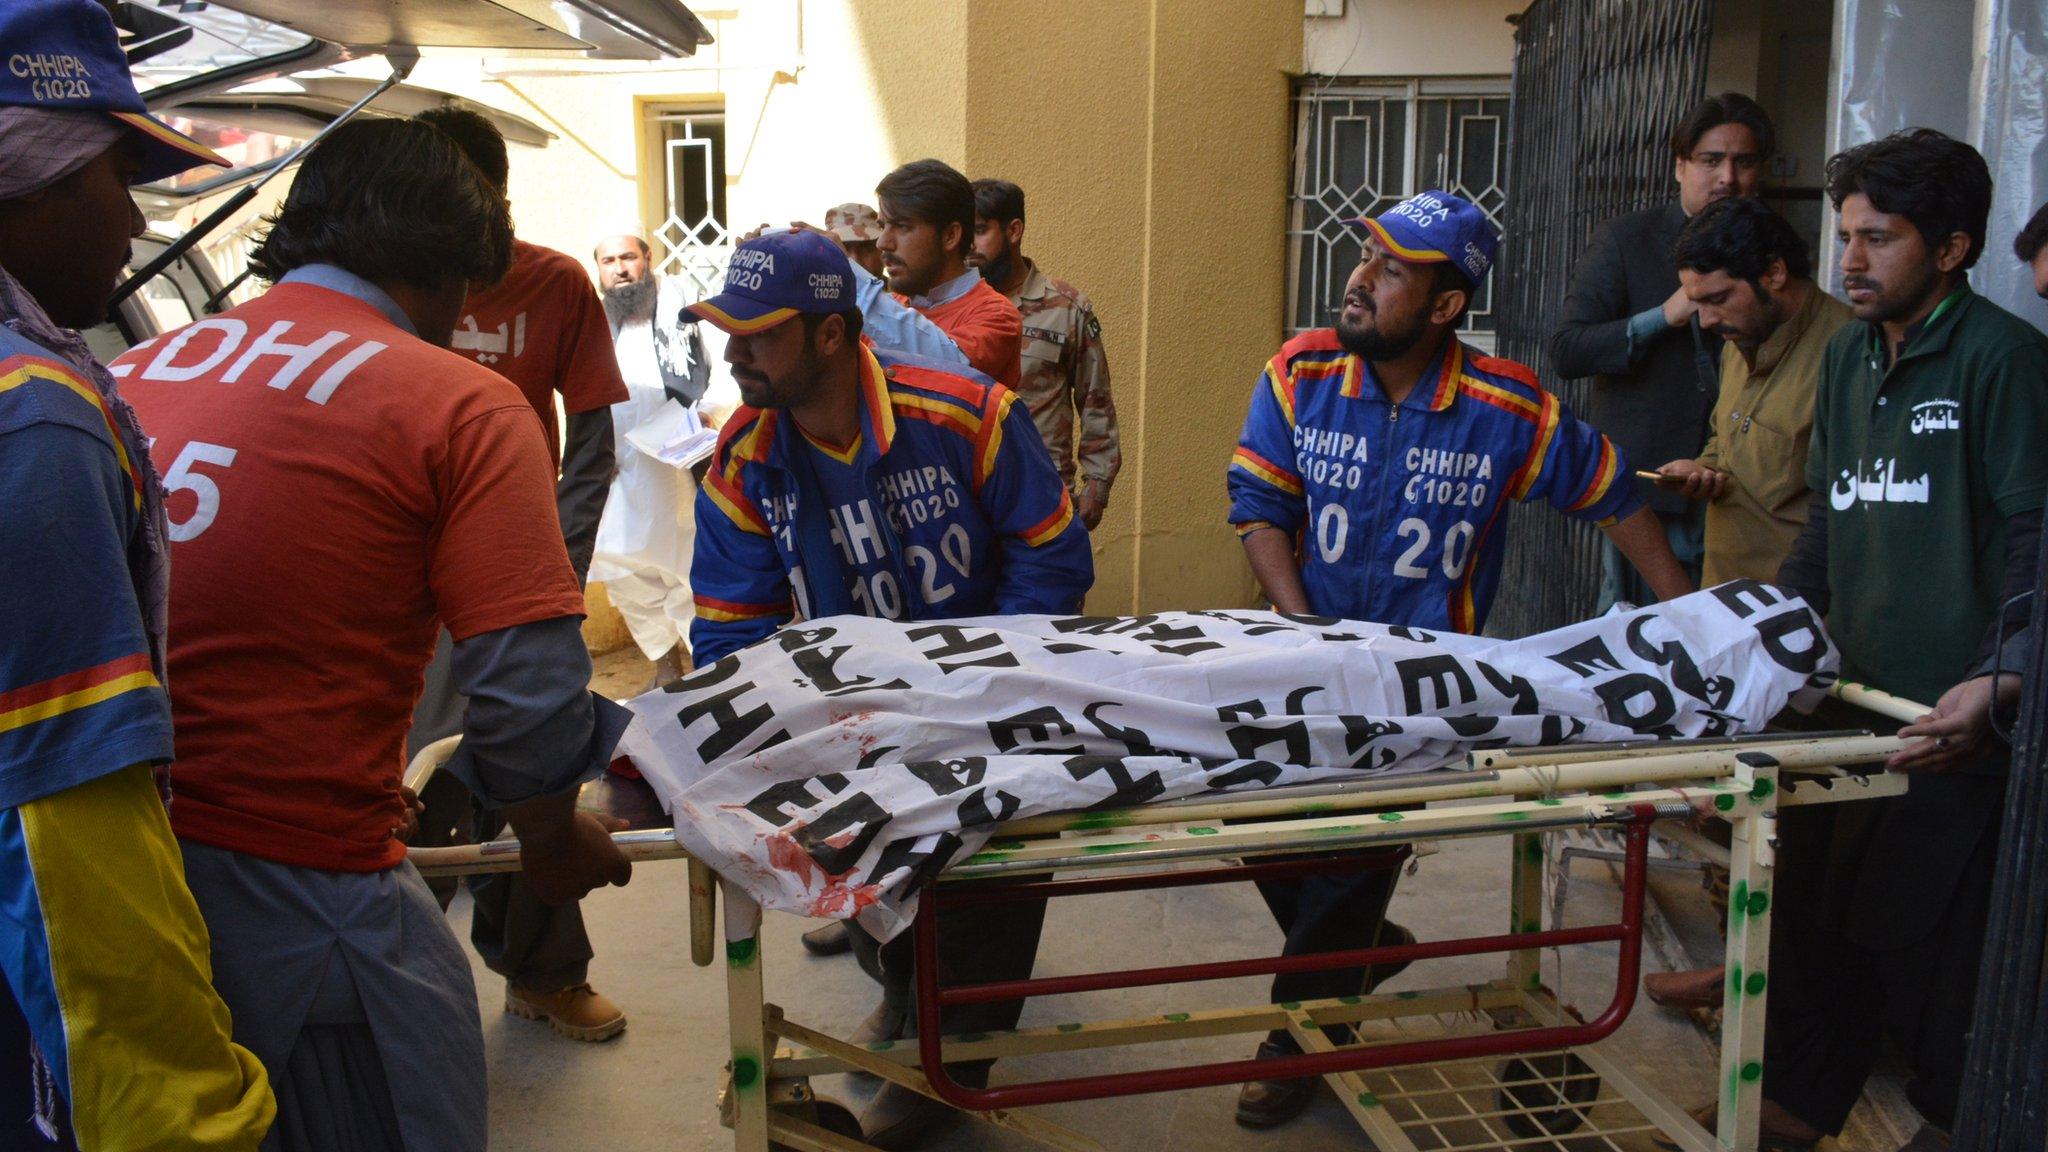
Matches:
[2015,201,2048,264]
[877,158,975,257]
[250,118,513,290]
[972,178,1025,225]
[414,105,510,190]
[1670,92,1777,162]
[1672,196,1811,283]
[801,307,865,348]
[1825,127,1992,269]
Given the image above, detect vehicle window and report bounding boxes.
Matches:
[146,113,309,195]
[126,6,315,97]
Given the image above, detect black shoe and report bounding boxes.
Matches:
[1366,920,1418,991]
[801,921,852,957]
[1235,1040,1318,1129]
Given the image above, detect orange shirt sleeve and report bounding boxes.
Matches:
[932,286,1023,389]
[551,261,631,415]
[429,405,589,639]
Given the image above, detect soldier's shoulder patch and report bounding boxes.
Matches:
[1084,313,1102,340]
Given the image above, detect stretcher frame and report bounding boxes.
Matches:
[409,681,1922,1152]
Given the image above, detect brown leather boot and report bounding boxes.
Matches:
[506,983,627,1042]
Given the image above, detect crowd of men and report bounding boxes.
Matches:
[3,1,2047,1149]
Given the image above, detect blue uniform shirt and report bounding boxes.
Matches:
[691,344,1093,663]
[0,325,173,808]
[1228,331,1639,633]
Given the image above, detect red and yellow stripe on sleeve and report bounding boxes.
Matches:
[0,356,143,511]
[0,654,159,736]
[1020,490,1075,547]
[1504,390,1562,501]
[1565,435,1622,513]
[703,466,770,536]
[1230,447,1304,497]
[694,595,789,624]
[972,388,1017,491]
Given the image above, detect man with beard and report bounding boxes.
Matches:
[1657,197,1854,588]
[1750,130,2048,1152]
[688,229,1090,1148]
[1635,198,1854,1017]
[873,159,1021,388]
[0,2,274,1144]
[1226,190,1692,1129]
[589,230,718,688]
[970,178,1122,530]
[1551,93,1778,610]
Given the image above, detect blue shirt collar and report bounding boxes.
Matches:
[279,264,418,336]
[911,267,983,310]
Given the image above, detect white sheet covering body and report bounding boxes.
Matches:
[620,584,1836,939]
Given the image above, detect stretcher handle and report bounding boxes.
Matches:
[400,731,718,966]
[910,805,1655,1112]
[1828,680,1933,725]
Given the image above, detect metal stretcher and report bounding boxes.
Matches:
[408,681,1923,1152]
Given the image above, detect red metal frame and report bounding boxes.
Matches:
[911,805,1655,1112]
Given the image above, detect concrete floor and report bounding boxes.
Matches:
[447,650,1925,1152]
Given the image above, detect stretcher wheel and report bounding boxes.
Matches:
[1495,1052,1599,1137]
[769,1097,861,1150]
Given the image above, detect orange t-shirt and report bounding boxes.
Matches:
[114,281,588,872]
[453,239,629,467]
[920,277,1022,389]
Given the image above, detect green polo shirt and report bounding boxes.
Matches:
[1808,285,2048,707]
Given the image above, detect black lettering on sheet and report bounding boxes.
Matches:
[1537,715,1589,745]
[957,787,1021,826]
[906,757,988,796]
[906,624,1022,673]
[793,790,891,875]
[1709,579,1786,620]
[1340,715,1402,770]
[1624,618,1731,708]
[1084,702,1160,755]
[744,776,847,827]
[1547,637,1624,679]
[1205,761,1285,789]
[1389,626,1439,644]
[1594,673,1681,737]
[1756,608,1827,675]
[790,644,911,696]
[774,626,839,653]
[1443,714,1500,738]
[1397,654,1478,713]
[988,706,1086,754]
[676,659,787,761]
[863,832,963,890]
[1129,620,1226,656]
[1475,662,1541,714]
[1064,755,1167,808]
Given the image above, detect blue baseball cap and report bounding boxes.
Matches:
[686,229,856,334]
[0,0,229,184]
[1348,190,1498,286]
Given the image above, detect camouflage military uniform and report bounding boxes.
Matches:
[1005,259,1121,494]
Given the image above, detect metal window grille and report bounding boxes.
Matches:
[1486,0,1715,639]
[1287,80,1510,348]
[648,110,730,300]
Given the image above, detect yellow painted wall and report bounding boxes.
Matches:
[409,0,1302,624]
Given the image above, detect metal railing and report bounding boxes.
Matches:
[1488,0,1714,638]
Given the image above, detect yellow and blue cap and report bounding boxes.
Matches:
[1349,190,1498,286]
[686,229,855,335]
[0,0,229,184]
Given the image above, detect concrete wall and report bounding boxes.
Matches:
[406,0,1301,624]
[1303,0,1522,76]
